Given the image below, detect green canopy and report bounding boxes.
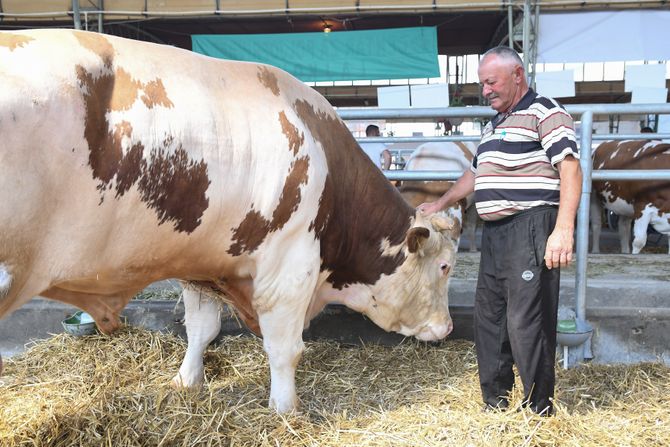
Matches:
[191,27,439,82]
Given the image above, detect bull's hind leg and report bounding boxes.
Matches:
[172,284,221,388]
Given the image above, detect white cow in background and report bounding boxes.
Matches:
[399,141,480,252]
[590,140,670,254]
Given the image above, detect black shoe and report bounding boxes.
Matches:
[483,398,509,412]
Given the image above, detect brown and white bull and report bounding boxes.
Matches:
[0,30,459,411]
[590,140,670,254]
[399,141,480,252]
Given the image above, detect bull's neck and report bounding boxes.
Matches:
[316,146,414,289]
[290,97,414,288]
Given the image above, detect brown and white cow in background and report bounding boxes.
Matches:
[0,30,460,411]
[590,140,670,254]
[399,141,480,252]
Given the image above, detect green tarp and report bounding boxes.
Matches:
[191,27,439,82]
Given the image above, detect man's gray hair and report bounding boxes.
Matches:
[481,46,524,67]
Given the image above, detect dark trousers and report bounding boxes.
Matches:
[474,206,559,415]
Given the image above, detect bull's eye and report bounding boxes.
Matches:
[440,263,450,273]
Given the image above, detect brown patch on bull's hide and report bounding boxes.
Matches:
[0,34,34,51]
[257,66,280,96]
[137,145,210,233]
[279,111,304,155]
[109,68,142,111]
[75,32,115,69]
[77,64,210,233]
[293,99,414,289]
[77,66,123,184]
[228,156,310,255]
[271,156,309,229]
[141,79,175,109]
[593,140,670,217]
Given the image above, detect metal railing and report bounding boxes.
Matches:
[340,103,670,355]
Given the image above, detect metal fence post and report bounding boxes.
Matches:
[575,110,593,327]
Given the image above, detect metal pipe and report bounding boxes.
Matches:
[357,134,670,144]
[575,110,593,324]
[338,103,670,121]
[383,170,464,181]
[508,3,514,48]
[72,0,81,30]
[592,170,670,180]
[522,0,531,74]
[98,0,104,33]
[356,135,481,144]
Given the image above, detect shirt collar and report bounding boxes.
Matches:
[491,88,537,129]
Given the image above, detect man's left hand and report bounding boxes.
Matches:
[544,227,574,269]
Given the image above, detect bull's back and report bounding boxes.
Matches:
[0,30,332,297]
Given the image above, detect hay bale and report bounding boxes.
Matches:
[0,327,668,446]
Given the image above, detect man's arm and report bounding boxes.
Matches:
[418,169,476,215]
[544,155,582,269]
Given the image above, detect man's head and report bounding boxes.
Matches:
[478,46,528,113]
[641,126,653,133]
[366,124,380,137]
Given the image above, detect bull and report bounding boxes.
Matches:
[0,29,458,412]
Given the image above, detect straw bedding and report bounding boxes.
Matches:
[0,327,668,446]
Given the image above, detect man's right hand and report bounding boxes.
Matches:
[417,201,442,215]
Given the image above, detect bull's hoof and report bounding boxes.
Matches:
[170,373,203,390]
[269,395,300,414]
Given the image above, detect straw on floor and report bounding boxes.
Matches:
[0,326,668,446]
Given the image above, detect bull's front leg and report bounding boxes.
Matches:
[619,216,633,253]
[631,212,652,254]
[255,257,318,413]
[172,284,222,388]
[258,307,306,413]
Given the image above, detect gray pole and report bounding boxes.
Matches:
[72,0,82,30]
[508,4,514,48]
[98,0,104,33]
[575,110,593,323]
[522,0,531,74]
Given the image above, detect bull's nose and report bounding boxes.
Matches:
[415,320,453,341]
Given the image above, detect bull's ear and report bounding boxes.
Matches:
[407,227,430,253]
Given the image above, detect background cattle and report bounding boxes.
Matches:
[0,29,460,412]
[590,140,670,254]
[399,141,480,252]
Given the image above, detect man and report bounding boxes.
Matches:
[419,46,582,416]
[359,124,392,170]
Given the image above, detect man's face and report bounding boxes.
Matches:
[478,55,520,113]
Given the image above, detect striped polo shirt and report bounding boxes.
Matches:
[471,89,578,221]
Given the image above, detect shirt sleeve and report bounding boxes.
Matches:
[537,100,579,166]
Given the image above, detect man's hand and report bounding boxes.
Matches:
[417,201,443,215]
[544,227,574,269]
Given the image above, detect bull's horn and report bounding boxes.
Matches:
[430,214,455,231]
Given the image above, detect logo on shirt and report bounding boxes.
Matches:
[521,270,534,281]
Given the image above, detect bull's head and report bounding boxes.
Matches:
[365,211,459,341]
